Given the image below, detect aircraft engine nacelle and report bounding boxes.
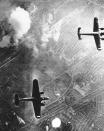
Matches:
[15,94,20,106]
[40,92,44,95]
[99,28,104,30]
[41,102,45,106]
[41,97,49,101]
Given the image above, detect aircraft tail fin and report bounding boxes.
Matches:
[78,27,82,40]
[15,94,19,106]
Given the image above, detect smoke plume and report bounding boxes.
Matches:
[9,7,31,40]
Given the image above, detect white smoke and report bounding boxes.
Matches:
[41,12,62,48]
[9,7,31,40]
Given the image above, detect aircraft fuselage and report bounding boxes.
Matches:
[80,32,99,36]
[19,97,37,102]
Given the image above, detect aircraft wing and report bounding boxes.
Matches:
[93,17,99,32]
[33,100,41,118]
[32,79,42,118]
[93,17,101,50]
[32,79,40,99]
[94,34,101,50]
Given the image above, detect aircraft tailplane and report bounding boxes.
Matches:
[78,27,82,40]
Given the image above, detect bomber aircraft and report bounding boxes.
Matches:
[15,79,49,118]
[78,17,104,50]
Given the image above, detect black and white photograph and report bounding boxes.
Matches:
[0,0,104,131]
